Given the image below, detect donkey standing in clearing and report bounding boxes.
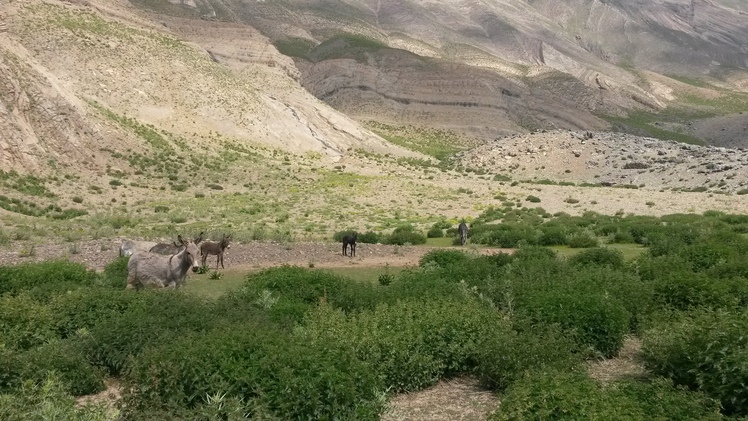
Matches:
[200,233,232,269]
[342,232,358,257]
[149,232,204,255]
[458,222,469,246]
[126,235,201,289]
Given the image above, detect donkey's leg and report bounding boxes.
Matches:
[219,252,225,269]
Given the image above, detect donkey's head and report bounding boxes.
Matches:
[178,235,202,272]
[221,233,232,250]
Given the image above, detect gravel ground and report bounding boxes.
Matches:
[0,238,510,271]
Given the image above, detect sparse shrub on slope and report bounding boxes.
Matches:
[642,309,748,416]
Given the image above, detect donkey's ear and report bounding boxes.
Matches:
[178,234,186,245]
[194,231,204,243]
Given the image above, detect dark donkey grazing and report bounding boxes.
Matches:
[458,222,469,246]
[200,233,232,269]
[342,232,358,257]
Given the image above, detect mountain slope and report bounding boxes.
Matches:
[0,0,417,176]
[164,0,748,143]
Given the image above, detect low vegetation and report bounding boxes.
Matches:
[1,210,747,418]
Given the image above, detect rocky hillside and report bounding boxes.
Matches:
[0,0,417,176]
[176,0,748,144]
[457,130,748,194]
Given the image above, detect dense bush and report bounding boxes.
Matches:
[426,226,444,238]
[519,292,630,357]
[537,224,568,246]
[18,339,105,396]
[0,293,56,350]
[470,223,538,248]
[241,265,347,306]
[476,323,580,391]
[569,247,625,269]
[0,260,97,299]
[384,225,427,245]
[48,288,141,338]
[418,249,470,269]
[0,374,114,421]
[492,370,722,420]
[99,256,130,289]
[300,298,502,393]
[124,324,383,420]
[642,309,748,415]
[357,231,382,244]
[85,292,217,375]
[567,233,599,248]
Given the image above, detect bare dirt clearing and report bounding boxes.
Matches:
[0,238,512,272]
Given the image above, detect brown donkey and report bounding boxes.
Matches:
[200,233,232,269]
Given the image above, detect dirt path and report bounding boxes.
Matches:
[0,238,514,271]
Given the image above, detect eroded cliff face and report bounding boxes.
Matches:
[0,46,107,174]
[295,48,654,140]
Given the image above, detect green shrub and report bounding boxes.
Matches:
[642,309,748,416]
[471,223,538,248]
[418,249,470,269]
[384,226,426,245]
[357,231,381,244]
[242,266,347,306]
[651,271,736,311]
[525,195,541,203]
[19,339,106,396]
[124,324,383,420]
[569,247,625,269]
[48,288,140,339]
[492,370,722,420]
[299,298,502,394]
[99,256,129,289]
[426,226,444,238]
[537,224,567,246]
[520,292,630,357]
[567,233,599,248]
[0,374,115,421]
[0,293,55,350]
[610,230,636,244]
[476,324,580,391]
[85,292,217,375]
[0,260,97,299]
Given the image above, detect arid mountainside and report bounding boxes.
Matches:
[0,0,746,232]
[0,0,416,176]
[162,0,748,143]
